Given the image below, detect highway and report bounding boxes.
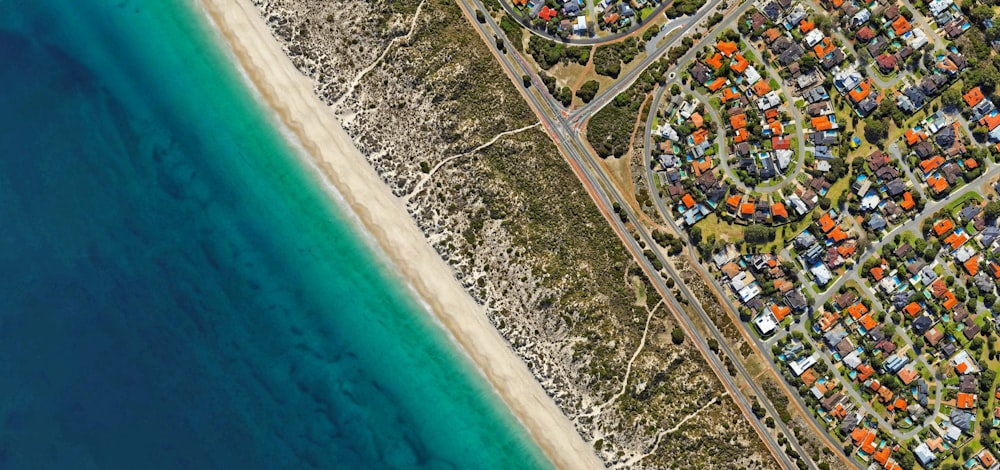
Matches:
[455,0,818,468]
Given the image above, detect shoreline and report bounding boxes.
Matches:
[193,1,604,469]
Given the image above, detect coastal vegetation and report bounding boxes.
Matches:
[259,0,779,466]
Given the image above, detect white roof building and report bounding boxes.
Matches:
[789,353,819,376]
[804,29,824,48]
[744,65,762,85]
[754,313,778,336]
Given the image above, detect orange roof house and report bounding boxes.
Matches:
[838,244,855,258]
[957,392,977,409]
[847,302,869,320]
[705,52,724,70]
[957,361,969,374]
[717,40,738,57]
[919,155,945,173]
[800,19,815,33]
[980,450,997,469]
[682,193,696,208]
[976,449,997,468]
[943,291,958,309]
[927,175,950,194]
[730,113,748,129]
[870,380,881,391]
[813,37,835,58]
[539,5,557,20]
[965,87,985,107]
[764,108,779,122]
[726,194,741,211]
[964,256,980,276]
[933,219,954,236]
[861,430,877,454]
[812,115,834,131]
[692,128,710,145]
[771,202,788,219]
[602,12,620,25]
[801,368,817,386]
[904,302,921,317]
[771,304,791,321]
[930,278,948,298]
[871,266,884,281]
[741,203,754,217]
[981,112,1000,130]
[905,128,926,146]
[829,227,848,242]
[753,80,772,96]
[849,80,871,103]
[721,87,740,102]
[858,363,875,381]
[769,121,784,135]
[901,191,915,210]
[945,232,968,250]
[991,262,1000,280]
[707,77,726,91]
[764,28,781,43]
[892,16,911,36]
[819,213,836,233]
[819,310,840,331]
[851,427,869,447]
[877,386,894,404]
[874,446,891,465]
[731,54,749,73]
[691,112,704,128]
[859,313,877,331]
[966,158,979,169]
[898,367,918,385]
[734,128,749,142]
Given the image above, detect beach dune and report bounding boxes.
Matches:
[195,1,605,468]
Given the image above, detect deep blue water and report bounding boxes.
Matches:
[0,1,549,468]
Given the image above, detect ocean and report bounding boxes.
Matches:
[0,1,550,468]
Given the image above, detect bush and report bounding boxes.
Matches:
[527,35,589,69]
[576,80,600,103]
[671,327,685,344]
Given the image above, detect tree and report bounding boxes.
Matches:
[689,225,703,246]
[985,201,1000,221]
[576,80,600,103]
[941,87,963,108]
[970,4,996,25]
[819,197,832,210]
[476,9,486,23]
[671,327,685,345]
[864,118,888,145]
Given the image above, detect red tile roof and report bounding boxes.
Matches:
[965,87,985,107]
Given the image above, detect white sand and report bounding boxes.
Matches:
[195,1,604,468]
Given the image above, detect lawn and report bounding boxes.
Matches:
[945,192,982,216]
[697,212,745,243]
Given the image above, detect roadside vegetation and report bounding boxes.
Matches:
[588,58,670,157]
[593,37,643,78]
[527,35,590,69]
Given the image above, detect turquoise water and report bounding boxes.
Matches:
[0,1,550,468]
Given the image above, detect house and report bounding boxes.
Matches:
[891,16,912,36]
[821,48,846,70]
[691,63,711,85]
[876,53,897,74]
[867,37,888,57]
[855,25,874,42]
[914,443,936,467]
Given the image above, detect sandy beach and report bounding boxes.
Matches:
[194,1,604,468]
